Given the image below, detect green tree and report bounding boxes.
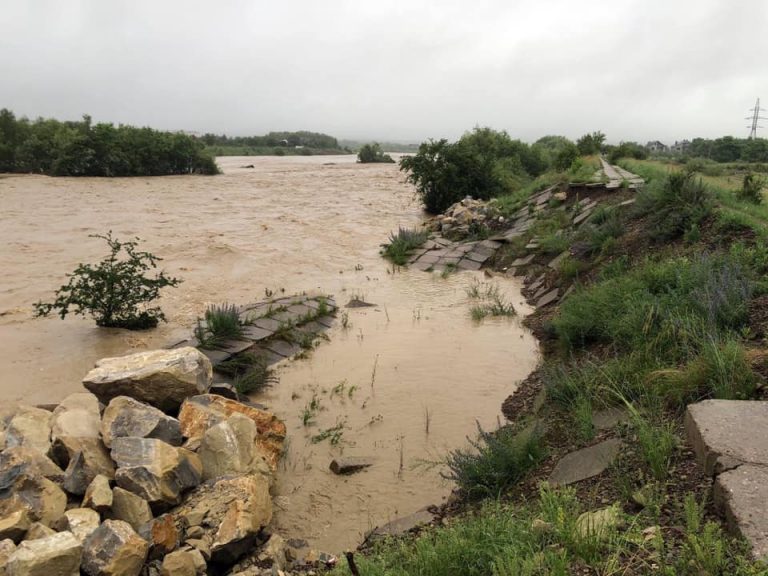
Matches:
[357,142,394,163]
[34,233,182,329]
[576,131,606,155]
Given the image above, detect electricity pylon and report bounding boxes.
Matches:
[746,98,766,139]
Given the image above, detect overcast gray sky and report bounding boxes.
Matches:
[1,0,766,143]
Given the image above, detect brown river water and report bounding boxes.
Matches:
[0,155,539,552]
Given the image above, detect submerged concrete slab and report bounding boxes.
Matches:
[549,438,622,486]
[685,400,768,476]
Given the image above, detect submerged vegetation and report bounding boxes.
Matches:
[0,108,218,175]
[34,233,181,329]
[381,227,428,265]
[357,142,395,163]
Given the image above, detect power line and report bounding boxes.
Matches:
[746,98,767,139]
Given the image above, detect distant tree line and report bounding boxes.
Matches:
[683,137,768,163]
[0,109,219,176]
[201,130,343,151]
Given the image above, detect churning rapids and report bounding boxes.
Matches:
[0,155,539,552]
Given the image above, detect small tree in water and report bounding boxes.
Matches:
[34,232,181,329]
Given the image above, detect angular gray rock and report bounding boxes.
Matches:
[160,549,205,576]
[82,520,149,576]
[0,474,67,528]
[6,531,82,576]
[171,474,271,565]
[50,393,101,441]
[199,414,269,481]
[110,487,153,532]
[64,508,101,543]
[111,438,202,509]
[0,510,30,543]
[101,396,182,448]
[178,394,286,471]
[25,522,56,540]
[82,347,212,413]
[549,438,622,486]
[82,474,113,513]
[0,538,15,570]
[51,436,115,494]
[4,406,52,455]
[0,446,64,484]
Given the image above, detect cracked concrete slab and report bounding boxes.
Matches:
[686,399,768,560]
[685,400,768,476]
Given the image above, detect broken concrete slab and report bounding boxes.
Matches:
[536,289,560,308]
[464,251,491,264]
[511,254,536,268]
[457,259,482,271]
[573,209,594,226]
[240,325,273,341]
[714,464,768,560]
[370,508,434,538]
[685,400,768,476]
[549,438,623,486]
[548,251,568,270]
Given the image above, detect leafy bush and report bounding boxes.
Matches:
[400,128,547,214]
[738,173,765,204]
[607,141,648,163]
[34,233,181,329]
[382,227,428,265]
[443,422,544,499]
[357,142,394,163]
[634,171,713,241]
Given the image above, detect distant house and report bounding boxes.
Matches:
[646,140,668,153]
[672,140,691,154]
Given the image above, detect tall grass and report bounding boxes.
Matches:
[553,253,752,355]
[195,302,245,348]
[443,422,544,499]
[382,227,428,265]
[634,171,713,241]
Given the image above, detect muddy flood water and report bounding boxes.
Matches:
[0,155,539,552]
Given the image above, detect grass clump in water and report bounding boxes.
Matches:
[466,279,516,321]
[382,227,428,266]
[216,351,272,395]
[195,302,245,348]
